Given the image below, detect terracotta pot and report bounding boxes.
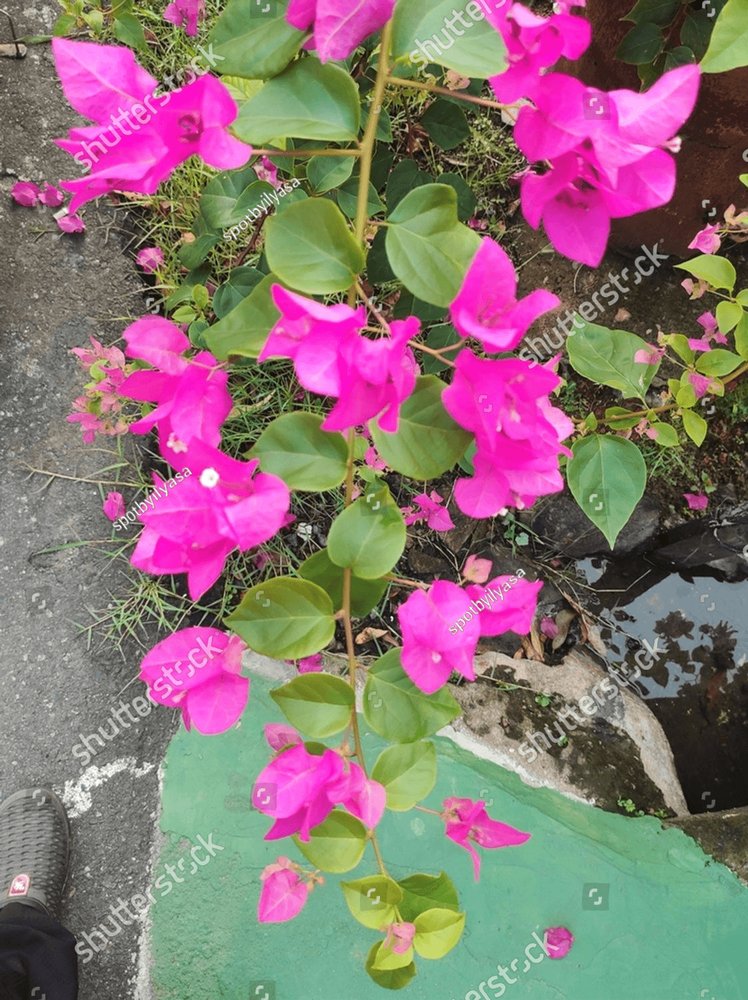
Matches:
[561,0,748,258]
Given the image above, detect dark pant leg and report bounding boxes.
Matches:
[0,904,78,1000]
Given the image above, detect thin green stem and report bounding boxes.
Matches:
[251,147,362,159]
[385,75,506,112]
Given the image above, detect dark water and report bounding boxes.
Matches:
[578,556,748,814]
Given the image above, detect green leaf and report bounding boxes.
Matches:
[178,233,220,270]
[716,300,743,333]
[298,549,388,618]
[113,11,146,49]
[438,172,477,221]
[616,22,664,63]
[701,0,748,72]
[365,943,417,990]
[271,674,354,738]
[337,177,386,219]
[567,435,648,549]
[567,320,657,401]
[392,0,507,77]
[664,44,697,69]
[682,408,708,446]
[265,199,364,294]
[386,185,481,306]
[676,254,737,291]
[204,273,282,360]
[341,876,403,929]
[226,578,335,659]
[371,741,437,811]
[295,810,366,874]
[421,100,470,150]
[680,11,714,59]
[695,349,743,376]
[363,649,461,743]
[307,155,355,194]
[624,0,680,24]
[249,413,348,491]
[413,908,465,959]
[420,324,463,374]
[676,383,697,408]
[370,375,471,479]
[202,176,274,229]
[234,58,360,143]
[208,0,304,79]
[386,160,434,210]
[664,333,695,365]
[604,406,642,430]
[735,313,748,359]
[649,421,680,447]
[327,482,406,580]
[212,266,265,319]
[398,872,460,923]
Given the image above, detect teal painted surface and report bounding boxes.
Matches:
[150,675,748,1000]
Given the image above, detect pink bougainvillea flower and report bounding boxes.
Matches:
[634,344,665,366]
[136,246,165,272]
[687,373,713,399]
[402,491,455,532]
[253,742,345,841]
[39,183,65,207]
[688,224,721,255]
[57,212,86,233]
[131,443,290,600]
[545,926,574,959]
[515,66,700,265]
[256,155,281,188]
[442,350,573,518]
[52,39,251,211]
[296,654,324,674]
[540,615,560,639]
[462,555,492,584]
[328,761,387,829]
[102,491,126,521]
[466,575,543,637]
[487,3,592,104]
[364,445,387,472]
[684,492,709,511]
[258,857,313,924]
[383,923,416,955]
[450,238,559,352]
[260,287,419,433]
[442,797,531,881]
[397,581,481,694]
[681,277,708,299]
[265,723,303,752]
[287,0,396,63]
[163,0,205,35]
[10,181,41,206]
[117,316,232,461]
[139,627,249,733]
[67,336,130,442]
[688,312,726,351]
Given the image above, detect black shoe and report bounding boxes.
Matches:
[0,788,71,920]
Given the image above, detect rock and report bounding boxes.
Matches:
[651,504,748,580]
[446,648,688,816]
[529,491,661,559]
[667,809,748,886]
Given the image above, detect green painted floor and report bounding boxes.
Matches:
[149,672,748,1000]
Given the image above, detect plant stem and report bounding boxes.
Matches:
[409,340,456,367]
[385,75,506,112]
[252,147,362,159]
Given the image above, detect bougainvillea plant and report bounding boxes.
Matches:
[52,0,748,988]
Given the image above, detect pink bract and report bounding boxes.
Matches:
[402,491,455,532]
[136,246,165,272]
[545,925,574,959]
[258,858,312,924]
[10,181,41,206]
[684,492,709,511]
[688,224,721,255]
[102,491,126,521]
[287,0,396,63]
[139,627,249,734]
[466,575,543,636]
[443,797,531,881]
[39,183,65,207]
[163,0,205,35]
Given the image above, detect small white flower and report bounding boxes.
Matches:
[200,468,220,489]
[167,433,188,454]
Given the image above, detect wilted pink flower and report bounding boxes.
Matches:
[681,277,708,299]
[364,445,387,471]
[462,555,492,584]
[139,627,249,733]
[488,2,591,103]
[264,724,303,752]
[256,155,280,188]
[450,238,559,352]
[57,212,86,233]
[545,926,574,959]
[397,581,481,694]
[103,491,126,521]
[687,373,712,399]
[402,491,455,532]
[466,575,543,636]
[296,654,323,674]
[286,0,396,63]
[442,797,531,880]
[39,183,65,207]
[68,337,130,442]
[52,39,251,211]
[516,66,700,265]
[634,344,665,366]
[684,492,709,511]
[258,857,313,924]
[468,217,489,231]
[11,181,41,206]
[136,246,165,272]
[383,923,416,955]
[442,350,573,518]
[163,0,205,35]
[688,224,721,255]
[131,444,290,600]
